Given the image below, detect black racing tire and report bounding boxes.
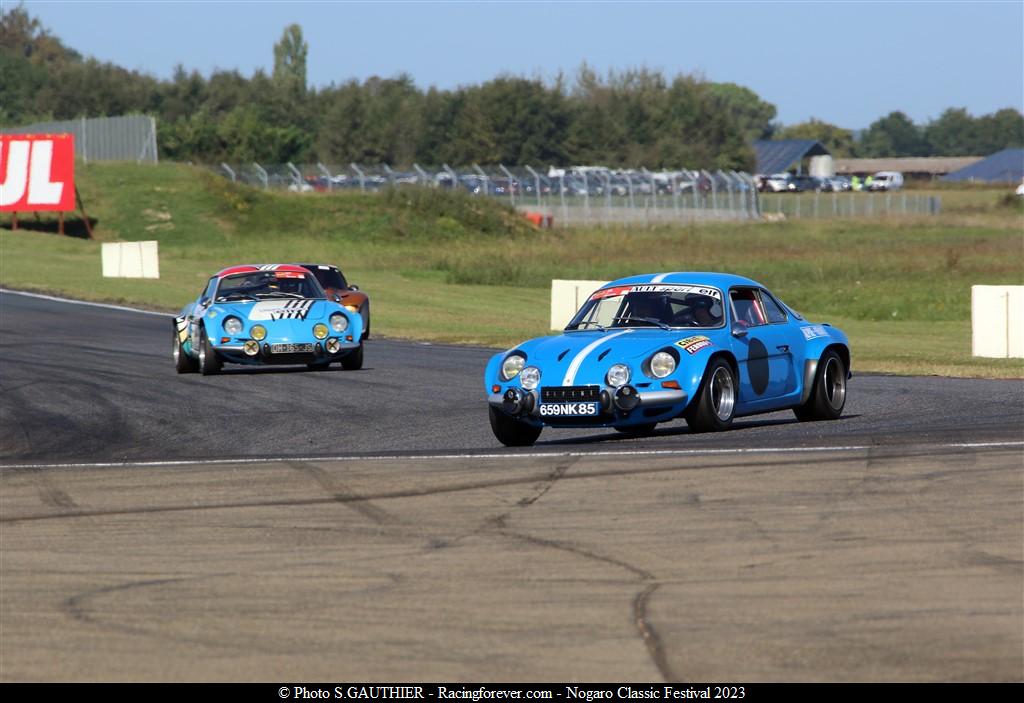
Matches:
[361,302,371,340]
[340,342,364,370]
[684,358,737,433]
[489,406,542,447]
[173,323,198,374]
[793,350,847,421]
[197,326,222,376]
[614,423,658,436]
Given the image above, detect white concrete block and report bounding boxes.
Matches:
[972,285,1024,358]
[551,279,609,330]
[100,240,160,279]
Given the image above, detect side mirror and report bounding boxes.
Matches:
[333,294,341,303]
[349,284,359,292]
[731,325,748,338]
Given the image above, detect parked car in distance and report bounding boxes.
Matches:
[868,171,904,191]
[764,173,796,192]
[791,175,823,192]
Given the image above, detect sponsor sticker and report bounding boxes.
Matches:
[591,284,722,301]
[539,402,599,417]
[676,335,713,354]
[800,325,828,340]
[249,300,314,321]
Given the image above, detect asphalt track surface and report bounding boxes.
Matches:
[1,289,1022,681]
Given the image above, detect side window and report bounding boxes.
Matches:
[729,288,766,327]
[759,290,788,324]
[202,278,217,302]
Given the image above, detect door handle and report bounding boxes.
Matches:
[776,345,790,352]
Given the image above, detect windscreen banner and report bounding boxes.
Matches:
[0,133,76,212]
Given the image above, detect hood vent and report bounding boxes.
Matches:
[597,348,611,362]
[557,349,570,361]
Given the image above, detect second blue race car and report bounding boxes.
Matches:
[484,272,850,446]
[173,264,364,374]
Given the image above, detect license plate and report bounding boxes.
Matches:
[539,402,600,417]
[270,343,313,353]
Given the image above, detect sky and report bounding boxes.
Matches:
[16,0,1024,129]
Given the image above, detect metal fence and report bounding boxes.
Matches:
[1,115,159,164]
[212,162,941,226]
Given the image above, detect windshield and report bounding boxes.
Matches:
[215,270,325,301]
[567,284,725,330]
[303,265,348,290]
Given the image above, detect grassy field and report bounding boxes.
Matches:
[2,162,1022,377]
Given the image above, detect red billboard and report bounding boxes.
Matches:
[1,133,76,212]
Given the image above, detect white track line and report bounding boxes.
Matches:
[2,441,1021,471]
[0,288,171,317]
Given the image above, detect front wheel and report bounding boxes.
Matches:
[489,406,542,447]
[685,358,736,433]
[173,324,197,374]
[794,350,847,421]
[197,327,222,376]
[340,343,364,370]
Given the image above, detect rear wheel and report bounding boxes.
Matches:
[685,358,736,433]
[197,327,222,376]
[489,406,542,447]
[340,343,364,370]
[794,350,847,421]
[173,324,197,374]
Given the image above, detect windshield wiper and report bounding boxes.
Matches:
[612,315,670,330]
[217,293,258,302]
[575,320,606,331]
[257,292,306,299]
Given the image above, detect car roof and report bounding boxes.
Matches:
[214,264,310,278]
[295,263,340,271]
[601,272,769,291]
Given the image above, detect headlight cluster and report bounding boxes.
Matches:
[250,325,267,341]
[519,366,541,390]
[313,323,329,339]
[223,316,243,335]
[606,364,630,387]
[501,353,526,381]
[648,351,677,378]
[330,312,349,333]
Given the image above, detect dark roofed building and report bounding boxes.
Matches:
[753,140,830,175]
[942,149,1024,183]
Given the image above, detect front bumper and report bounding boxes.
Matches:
[488,385,688,427]
[214,338,360,365]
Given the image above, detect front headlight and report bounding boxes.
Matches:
[520,366,541,390]
[606,363,630,387]
[313,323,329,339]
[330,312,348,332]
[223,316,243,335]
[648,351,676,378]
[250,324,267,341]
[501,354,526,381]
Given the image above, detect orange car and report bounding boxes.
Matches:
[297,263,370,344]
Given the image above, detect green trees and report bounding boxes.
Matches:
[3,6,1021,168]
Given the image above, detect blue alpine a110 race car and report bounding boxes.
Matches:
[484,272,851,446]
[173,264,365,374]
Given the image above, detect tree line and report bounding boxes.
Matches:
[2,8,1021,170]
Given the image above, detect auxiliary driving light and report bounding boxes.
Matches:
[326,338,341,354]
[313,323,329,339]
[613,385,640,412]
[502,387,526,414]
[243,340,260,356]
[251,325,267,341]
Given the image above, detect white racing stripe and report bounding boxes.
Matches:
[2,441,1020,471]
[0,288,171,317]
[562,329,633,385]
[650,272,684,283]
